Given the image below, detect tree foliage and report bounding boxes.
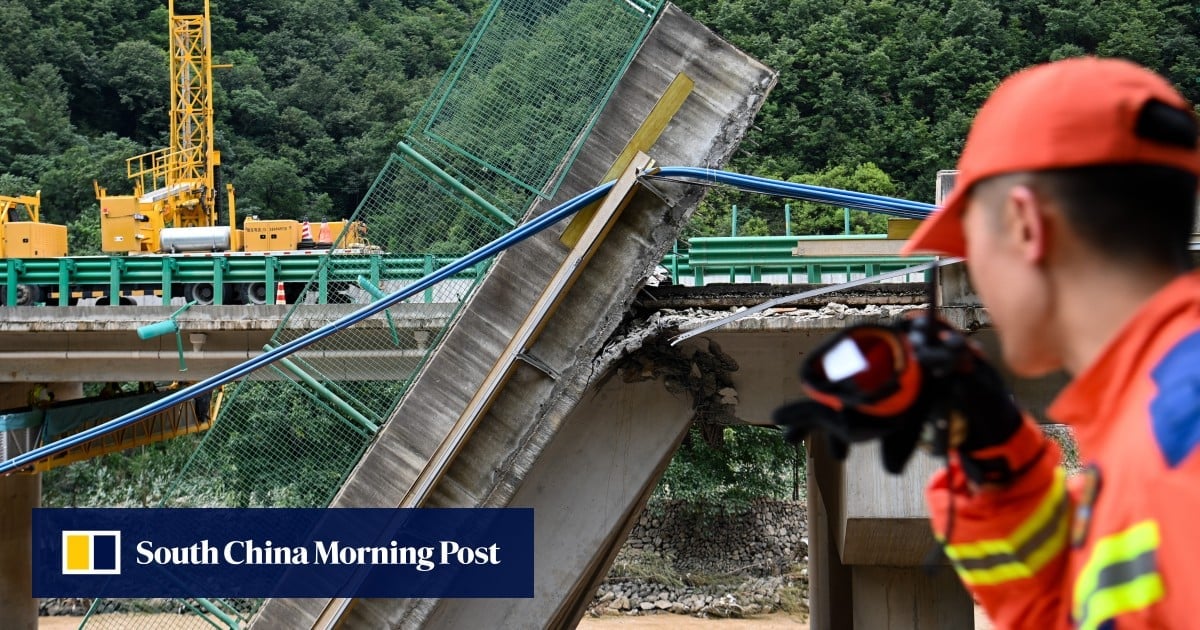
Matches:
[675,0,1200,236]
[0,0,485,227]
[655,424,802,509]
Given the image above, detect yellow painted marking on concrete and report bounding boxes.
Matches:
[314,155,655,630]
[560,73,693,247]
[887,218,921,240]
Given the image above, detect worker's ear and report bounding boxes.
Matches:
[1002,184,1048,264]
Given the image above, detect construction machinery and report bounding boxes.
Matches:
[0,192,67,259]
[96,0,233,255]
[94,0,356,258]
[0,191,69,305]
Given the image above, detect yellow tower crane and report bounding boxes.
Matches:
[96,0,238,254]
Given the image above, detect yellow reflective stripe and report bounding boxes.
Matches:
[1073,520,1162,627]
[940,468,1069,586]
[949,513,1070,586]
[1078,573,1164,630]
[943,468,1066,561]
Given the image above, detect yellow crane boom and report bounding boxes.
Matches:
[98,0,238,253]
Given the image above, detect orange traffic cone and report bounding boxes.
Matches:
[317,222,332,245]
[275,282,287,305]
[299,221,314,247]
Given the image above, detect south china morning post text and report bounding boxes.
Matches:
[134,537,501,571]
[33,508,534,598]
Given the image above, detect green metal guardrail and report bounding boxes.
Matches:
[662,235,934,285]
[1,253,484,306]
[1,236,933,306]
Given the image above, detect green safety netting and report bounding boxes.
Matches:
[80,0,662,627]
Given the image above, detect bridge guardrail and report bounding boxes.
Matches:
[1,237,935,306]
[662,236,934,285]
[1,253,486,306]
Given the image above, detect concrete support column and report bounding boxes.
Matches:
[0,382,84,628]
[808,436,975,629]
[0,471,39,629]
[807,435,853,630]
[851,566,972,629]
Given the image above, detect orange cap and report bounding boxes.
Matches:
[903,57,1200,256]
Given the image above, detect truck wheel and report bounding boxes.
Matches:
[237,283,268,305]
[185,283,217,305]
[13,284,42,306]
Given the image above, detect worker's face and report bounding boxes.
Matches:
[961,183,1061,377]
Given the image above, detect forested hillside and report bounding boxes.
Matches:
[1,0,1198,242]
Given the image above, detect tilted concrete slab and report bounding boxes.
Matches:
[250,4,776,628]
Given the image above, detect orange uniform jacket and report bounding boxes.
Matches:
[926,271,1200,629]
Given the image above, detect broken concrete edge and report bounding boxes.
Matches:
[588,303,929,427]
[350,8,778,628]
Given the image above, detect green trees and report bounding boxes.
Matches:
[676,0,1200,237]
[656,425,802,508]
[12,0,1200,509]
[2,0,1197,238]
[0,0,485,230]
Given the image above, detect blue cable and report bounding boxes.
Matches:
[648,167,936,218]
[0,168,936,475]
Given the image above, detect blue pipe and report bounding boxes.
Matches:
[0,182,615,475]
[0,168,935,476]
[648,167,936,218]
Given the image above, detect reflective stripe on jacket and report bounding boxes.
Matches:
[927,271,1200,629]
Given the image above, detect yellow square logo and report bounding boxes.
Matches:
[62,531,121,575]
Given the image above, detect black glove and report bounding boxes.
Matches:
[772,399,927,473]
[908,317,1026,483]
[773,316,1026,483]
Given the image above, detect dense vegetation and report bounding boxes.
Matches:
[19,0,1200,504]
[0,0,483,236]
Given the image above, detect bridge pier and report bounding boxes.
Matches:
[806,434,975,629]
[0,470,38,630]
[0,382,83,628]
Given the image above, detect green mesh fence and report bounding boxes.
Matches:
[411,0,661,199]
[80,0,660,626]
[79,149,504,630]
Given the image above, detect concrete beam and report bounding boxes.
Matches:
[663,316,1067,426]
[0,304,452,382]
[249,4,777,627]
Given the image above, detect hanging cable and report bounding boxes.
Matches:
[642,167,937,219]
[0,181,615,475]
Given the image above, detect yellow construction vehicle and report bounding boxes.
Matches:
[96,0,242,255]
[95,0,361,257]
[0,191,68,259]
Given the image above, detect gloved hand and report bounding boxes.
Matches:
[773,316,1029,484]
[772,398,927,473]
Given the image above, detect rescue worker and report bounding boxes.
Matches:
[28,383,53,409]
[775,57,1200,628]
